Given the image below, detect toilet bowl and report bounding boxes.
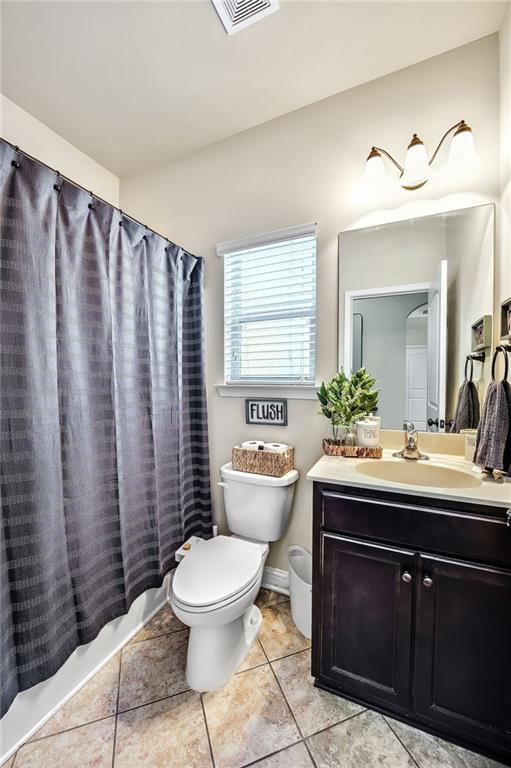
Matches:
[171,535,268,691]
[170,463,298,692]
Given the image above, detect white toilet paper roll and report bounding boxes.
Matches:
[241,440,265,450]
[264,443,289,453]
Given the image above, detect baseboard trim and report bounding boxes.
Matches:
[261,566,289,595]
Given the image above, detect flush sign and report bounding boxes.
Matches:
[245,399,287,426]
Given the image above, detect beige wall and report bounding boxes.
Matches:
[121,35,501,570]
[1,94,120,206]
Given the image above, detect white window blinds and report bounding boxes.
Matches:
[219,223,317,385]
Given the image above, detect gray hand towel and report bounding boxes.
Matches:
[503,380,511,475]
[451,380,480,433]
[470,380,481,429]
[474,381,511,471]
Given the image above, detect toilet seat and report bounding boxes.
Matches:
[171,570,262,615]
[172,535,264,610]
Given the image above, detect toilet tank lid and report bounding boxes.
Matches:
[221,463,299,487]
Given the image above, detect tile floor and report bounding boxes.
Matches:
[6,590,507,768]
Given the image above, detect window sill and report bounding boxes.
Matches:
[216,383,319,400]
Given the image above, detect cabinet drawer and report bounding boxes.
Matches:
[320,488,511,567]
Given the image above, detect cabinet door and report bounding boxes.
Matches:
[414,554,511,753]
[318,533,414,710]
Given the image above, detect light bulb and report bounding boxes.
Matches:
[365,148,386,184]
[400,134,429,190]
[448,121,478,169]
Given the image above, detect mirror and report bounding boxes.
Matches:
[339,204,494,432]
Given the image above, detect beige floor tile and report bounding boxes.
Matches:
[251,742,314,767]
[114,690,212,768]
[272,649,363,737]
[118,629,189,712]
[236,640,267,672]
[129,602,184,644]
[31,654,120,740]
[255,589,289,610]
[385,717,508,768]
[308,710,416,768]
[14,717,115,768]
[259,602,310,661]
[202,664,300,768]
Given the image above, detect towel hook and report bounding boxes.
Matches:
[464,356,474,382]
[491,345,509,382]
[465,351,485,382]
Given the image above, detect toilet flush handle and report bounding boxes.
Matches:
[217,481,229,489]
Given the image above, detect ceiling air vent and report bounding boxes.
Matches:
[212,0,279,34]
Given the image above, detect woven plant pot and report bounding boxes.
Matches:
[323,439,348,456]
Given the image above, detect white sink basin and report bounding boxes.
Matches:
[355,460,482,489]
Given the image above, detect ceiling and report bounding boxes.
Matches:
[1,1,507,177]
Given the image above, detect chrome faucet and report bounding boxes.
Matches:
[393,421,429,461]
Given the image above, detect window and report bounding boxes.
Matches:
[218,223,317,385]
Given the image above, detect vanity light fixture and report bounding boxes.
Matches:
[365,120,478,190]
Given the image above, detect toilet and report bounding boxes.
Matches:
[170,461,299,692]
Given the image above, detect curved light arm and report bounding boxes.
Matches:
[372,146,404,174]
[428,120,465,166]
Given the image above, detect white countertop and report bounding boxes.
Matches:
[306,450,511,509]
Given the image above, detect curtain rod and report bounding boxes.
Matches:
[2,137,201,261]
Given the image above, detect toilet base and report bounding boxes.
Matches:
[185,605,262,692]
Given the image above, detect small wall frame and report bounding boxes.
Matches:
[245,398,288,426]
[471,315,492,352]
[500,297,511,341]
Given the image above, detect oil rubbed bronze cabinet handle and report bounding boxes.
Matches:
[401,571,412,583]
[423,576,433,588]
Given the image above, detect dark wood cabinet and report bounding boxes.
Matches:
[320,534,414,709]
[413,554,511,754]
[312,482,511,765]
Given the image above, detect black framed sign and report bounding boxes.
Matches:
[245,398,288,426]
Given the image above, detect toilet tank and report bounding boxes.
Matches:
[219,463,299,542]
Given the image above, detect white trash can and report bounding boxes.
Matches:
[287,545,312,639]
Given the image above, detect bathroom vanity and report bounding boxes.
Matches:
[307,453,511,764]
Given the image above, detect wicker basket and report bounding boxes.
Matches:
[232,446,294,477]
[322,439,382,458]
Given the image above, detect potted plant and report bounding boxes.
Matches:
[318,368,379,455]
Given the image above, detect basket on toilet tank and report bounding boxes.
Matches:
[232,444,294,477]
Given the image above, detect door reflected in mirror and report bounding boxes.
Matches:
[340,204,494,432]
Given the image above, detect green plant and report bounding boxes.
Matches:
[318,368,379,442]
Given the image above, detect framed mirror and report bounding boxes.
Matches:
[339,204,494,432]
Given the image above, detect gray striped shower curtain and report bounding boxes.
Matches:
[0,140,212,716]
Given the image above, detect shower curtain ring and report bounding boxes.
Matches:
[119,210,124,226]
[11,146,20,168]
[53,171,62,193]
[88,191,95,211]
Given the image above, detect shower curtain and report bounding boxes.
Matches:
[0,140,212,716]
